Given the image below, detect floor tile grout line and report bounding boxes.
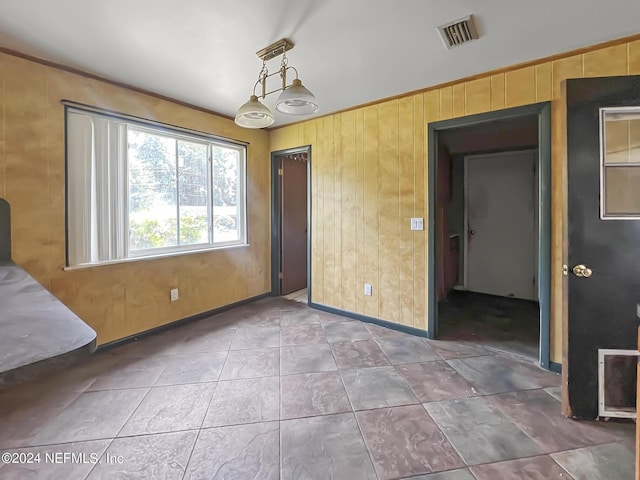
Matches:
[81,436,116,480]
[351,411,382,480]
[180,427,203,480]
[3,428,197,451]
[420,401,473,469]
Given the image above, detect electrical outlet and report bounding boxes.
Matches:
[170,288,179,302]
[364,283,372,296]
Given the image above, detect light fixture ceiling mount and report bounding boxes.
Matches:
[234,39,318,129]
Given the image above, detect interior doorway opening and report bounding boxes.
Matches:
[271,147,310,304]
[430,108,551,365]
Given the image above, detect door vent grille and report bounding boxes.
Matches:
[437,15,479,49]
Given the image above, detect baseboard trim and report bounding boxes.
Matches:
[308,302,429,338]
[97,292,270,352]
[549,361,562,374]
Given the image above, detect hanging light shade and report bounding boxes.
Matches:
[275,79,319,115]
[234,95,274,128]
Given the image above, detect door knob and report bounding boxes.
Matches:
[572,264,593,278]
[469,230,476,236]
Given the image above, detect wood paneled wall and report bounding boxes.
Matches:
[270,37,640,363]
[0,52,271,345]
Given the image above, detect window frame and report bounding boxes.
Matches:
[599,106,640,220]
[64,104,249,268]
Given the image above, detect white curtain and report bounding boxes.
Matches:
[66,109,126,266]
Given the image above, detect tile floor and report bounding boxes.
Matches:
[0,297,634,480]
[283,288,308,304]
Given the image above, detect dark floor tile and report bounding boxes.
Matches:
[185,422,279,480]
[341,366,418,410]
[120,383,215,435]
[544,386,562,402]
[280,344,337,375]
[87,430,197,480]
[281,309,323,326]
[356,405,464,479]
[489,389,618,452]
[0,439,110,480]
[108,328,187,358]
[364,323,406,338]
[551,442,634,480]
[86,355,168,391]
[197,310,246,330]
[219,348,279,380]
[483,340,539,361]
[425,397,542,465]
[234,305,282,328]
[396,361,477,403]
[471,455,573,480]
[376,336,440,364]
[280,324,326,346]
[332,339,391,369]
[230,326,280,350]
[447,355,560,395]
[153,351,227,386]
[437,290,539,362]
[29,388,148,445]
[178,327,236,353]
[203,377,279,427]
[281,413,377,480]
[0,382,85,448]
[281,372,351,419]
[317,310,353,325]
[323,322,371,343]
[401,469,476,479]
[428,340,491,360]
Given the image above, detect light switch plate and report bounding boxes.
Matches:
[410,218,424,231]
[170,288,179,302]
[364,283,372,296]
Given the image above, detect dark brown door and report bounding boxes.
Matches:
[566,76,640,419]
[280,155,308,295]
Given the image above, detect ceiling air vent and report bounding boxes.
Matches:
[437,15,479,49]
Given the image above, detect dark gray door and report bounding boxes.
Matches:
[566,76,640,419]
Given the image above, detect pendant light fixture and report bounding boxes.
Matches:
[234,39,318,129]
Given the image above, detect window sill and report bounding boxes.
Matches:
[63,243,250,271]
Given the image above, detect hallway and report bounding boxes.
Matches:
[438,290,540,361]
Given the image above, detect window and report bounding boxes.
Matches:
[65,107,247,267]
[600,107,640,219]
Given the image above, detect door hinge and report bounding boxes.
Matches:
[279,272,283,279]
[278,168,283,176]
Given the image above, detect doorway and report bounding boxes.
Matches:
[270,146,311,302]
[428,103,552,369]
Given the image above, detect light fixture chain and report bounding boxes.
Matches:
[258,60,268,83]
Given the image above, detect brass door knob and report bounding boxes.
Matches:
[572,264,593,278]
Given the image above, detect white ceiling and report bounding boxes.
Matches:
[1,0,639,127]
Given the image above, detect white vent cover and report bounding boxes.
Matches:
[437,15,479,49]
